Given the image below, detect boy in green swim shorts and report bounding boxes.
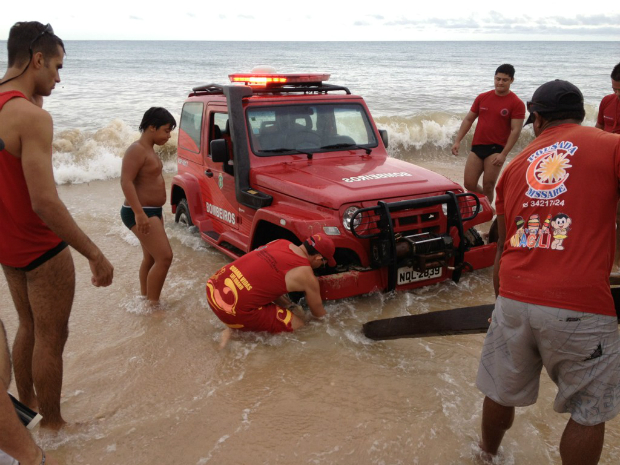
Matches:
[120,107,176,304]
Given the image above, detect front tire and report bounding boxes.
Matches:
[174,199,193,227]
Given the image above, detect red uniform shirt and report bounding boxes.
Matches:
[597,94,620,134]
[0,91,63,268]
[495,124,620,316]
[206,240,311,331]
[470,90,526,146]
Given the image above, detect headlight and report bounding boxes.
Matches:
[343,206,362,231]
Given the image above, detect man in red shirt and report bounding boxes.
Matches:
[0,22,113,430]
[451,64,526,203]
[595,63,620,270]
[476,80,620,464]
[595,62,620,134]
[206,233,336,348]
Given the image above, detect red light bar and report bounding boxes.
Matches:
[229,73,330,86]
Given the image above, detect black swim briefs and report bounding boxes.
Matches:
[16,240,69,272]
[471,144,504,160]
[120,205,163,230]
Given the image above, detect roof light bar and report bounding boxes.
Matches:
[229,73,330,86]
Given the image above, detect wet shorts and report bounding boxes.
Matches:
[120,205,163,230]
[471,144,504,160]
[477,296,620,426]
[15,240,68,272]
[206,280,295,333]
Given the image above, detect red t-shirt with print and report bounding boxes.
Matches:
[597,94,620,134]
[470,90,526,146]
[495,124,620,316]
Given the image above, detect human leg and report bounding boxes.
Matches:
[1,265,37,410]
[560,419,604,465]
[480,396,514,455]
[25,247,75,429]
[131,216,172,302]
[463,152,484,195]
[482,155,504,204]
[138,243,155,297]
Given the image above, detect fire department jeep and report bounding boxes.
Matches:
[171,70,496,300]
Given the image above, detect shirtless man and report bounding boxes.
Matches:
[206,233,335,348]
[120,107,176,303]
[451,64,525,204]
[0,22,114,430]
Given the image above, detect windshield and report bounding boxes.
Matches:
[246,103,378,156]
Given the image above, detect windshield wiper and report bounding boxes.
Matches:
[320,143,371,155]
[260,147,315,159]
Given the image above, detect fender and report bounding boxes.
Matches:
[249,203,336,246]
[171,172,206,223]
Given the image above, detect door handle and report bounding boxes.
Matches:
[205,170,213,178]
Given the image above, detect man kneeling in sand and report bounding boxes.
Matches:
[206,233,336,347]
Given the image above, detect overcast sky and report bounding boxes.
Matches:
[1,1,619,41]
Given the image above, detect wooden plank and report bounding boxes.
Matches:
[363,286,620,341]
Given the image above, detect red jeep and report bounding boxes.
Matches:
[171,71,496,300]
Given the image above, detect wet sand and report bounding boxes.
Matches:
[1,164,619,464]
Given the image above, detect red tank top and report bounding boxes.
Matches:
[207,240,310,312]
[0,91,62,267]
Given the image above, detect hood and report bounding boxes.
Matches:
[252,155,461,209]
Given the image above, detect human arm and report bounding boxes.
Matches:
[490,118,524,167]
[451,111,478,156]
[0,321,59,465]
[120,144,150,235]
[285,268,326,318]
[493,215,506,297]
[20,108,113,287]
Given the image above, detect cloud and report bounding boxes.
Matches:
[354,21,371,27]
[381,11,620,36]
[129,16,143,21]
[237,14,255,20]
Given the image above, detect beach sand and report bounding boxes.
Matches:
[1,167,619,464]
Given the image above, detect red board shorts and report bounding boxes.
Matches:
[206,285,294,333]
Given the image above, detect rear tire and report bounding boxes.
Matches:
[174,199,193,227]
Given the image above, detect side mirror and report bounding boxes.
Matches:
[211,139,228,163]
[379,129,388,149]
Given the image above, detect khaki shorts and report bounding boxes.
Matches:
[477,296,620,426]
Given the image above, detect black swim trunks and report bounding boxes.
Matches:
[16,240,69,272]
[120,205,163,230]
[471,144,504,160]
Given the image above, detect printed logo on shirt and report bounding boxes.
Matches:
[525,141,577,200]
[501,108,509,116]
[509,212,571,250]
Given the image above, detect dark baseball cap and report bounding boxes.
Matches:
[524,79,584,126]
[306,233,336,267]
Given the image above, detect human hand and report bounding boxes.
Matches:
[90,251,114,287]
[451,142,460,156]
[136,212,150,235]
[491,153,506,167]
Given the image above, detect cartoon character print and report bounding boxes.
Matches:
[551,213,572,250]
[509,213,555,250]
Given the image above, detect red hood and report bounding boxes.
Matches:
[251,156,461,209]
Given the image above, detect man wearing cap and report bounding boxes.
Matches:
[206,233,335,347]
[476,80,620,464]
[451,64,526,203]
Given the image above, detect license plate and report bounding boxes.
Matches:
[397,266,442,285]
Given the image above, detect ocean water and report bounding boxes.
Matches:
[0,40,617,183]
[1,41,620,465]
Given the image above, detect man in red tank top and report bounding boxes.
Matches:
[206,233,336,348]
[0,22,113,430]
